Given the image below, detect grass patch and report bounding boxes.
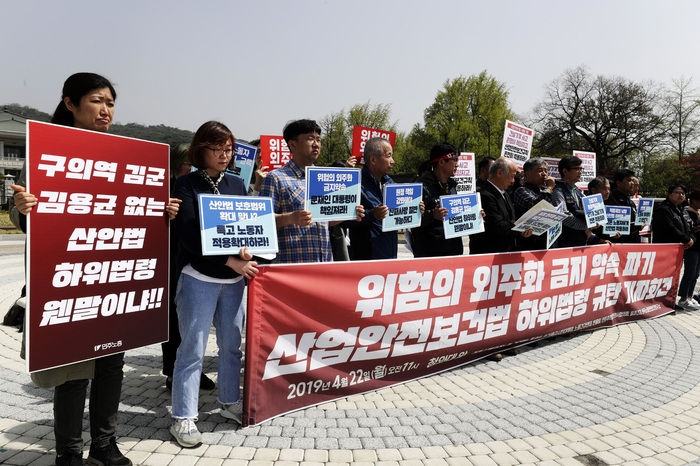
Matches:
[0,211,23,234]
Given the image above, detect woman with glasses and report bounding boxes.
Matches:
[651,184,697,310]
[170,121,258,448]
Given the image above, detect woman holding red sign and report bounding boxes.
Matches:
[169,121,258,448]
[12,73,180,466]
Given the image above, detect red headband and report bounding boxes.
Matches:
[430,152,458,164]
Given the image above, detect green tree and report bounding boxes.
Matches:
[318,102,397,167]
[416,71,514,160]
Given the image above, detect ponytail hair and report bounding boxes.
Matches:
[51,72,117,127]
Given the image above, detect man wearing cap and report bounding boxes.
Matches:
[411,142,464,257]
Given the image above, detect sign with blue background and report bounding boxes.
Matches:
[603,205,632,235]
[382,183,422,231]
[305,167,361,221]
[583,194,608,229]
[198,194,278,255]
[440,192,484,239]
[226,141,258,188]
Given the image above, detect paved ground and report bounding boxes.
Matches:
[1,236,700,465]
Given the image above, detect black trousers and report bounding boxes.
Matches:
[53,352,124,455]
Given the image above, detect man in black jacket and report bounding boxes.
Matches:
[411,142,463,257]
[606,168,643,243]
[469,157,533,254]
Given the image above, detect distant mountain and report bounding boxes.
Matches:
[2,103,194,148]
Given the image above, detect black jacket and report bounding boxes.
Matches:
[651,199,695,245]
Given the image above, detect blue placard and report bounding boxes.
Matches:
[603,205,632,235]
[304,167,361,221]
[582,194,608,229]
[382,183,422,232]
[225,141,258,188]
[439,192,484,239]
[198,194,278,255]
[546,202,564,249]
[636,198,653,226]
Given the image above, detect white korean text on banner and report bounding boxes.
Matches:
[304,167,361,221]
[636,199,654,226]
[229,141,258,187]
[454,152,476,193]
[513,200,568,236]
[583,194,608,229]
[439,192,484,238]
[500,120,534,168]
[604,206,632,235]
[198,194,278,255]
[351,126,397,165]
[244,243,682,426]
[26,121,170,372]
[382,183,422,232]
[260,136,290,171]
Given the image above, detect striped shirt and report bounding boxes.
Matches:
[259,160,332,263]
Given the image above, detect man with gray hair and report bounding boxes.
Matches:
[346,137,418,259]
[469,157,533,254]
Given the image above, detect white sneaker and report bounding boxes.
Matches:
[691,298,700,308]
[219,400,243,424]
[170,418,202,448]
[678,299,700,311]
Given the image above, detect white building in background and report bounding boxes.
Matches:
[0,108,26,179]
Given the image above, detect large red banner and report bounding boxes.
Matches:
[26,121,170,372]
[245,244,682,426]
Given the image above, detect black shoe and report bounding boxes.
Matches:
[504,348,519,356]
[56,452,83,466]
[86,437,132,466]
[165,376,172,391]
[200,373,215,390]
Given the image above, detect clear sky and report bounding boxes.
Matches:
[2,0,698,142]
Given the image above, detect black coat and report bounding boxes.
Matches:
[469,181,519,254]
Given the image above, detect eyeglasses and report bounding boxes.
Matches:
[207,147,233,157]
[298,135,322,144]
[672,191,686,196]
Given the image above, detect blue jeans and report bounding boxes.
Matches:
[171,273,245,419]
[679,250,700,298]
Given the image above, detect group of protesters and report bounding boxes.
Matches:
[10,72,700,464]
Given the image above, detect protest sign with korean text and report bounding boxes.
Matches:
[229,141,258,188]
[573,151,596,190]
[454,152,476,193]
[604,206,632,235]
[244,243,682,426]
[636,198,654,226]
[199,194,277,256]
[513,200,568,236]
[546,203,565,249]
[351,126,397,165]
[26,121,170,372]
[260,136,290,171]
[382,183,422,232]
[305,167,361,221]
[583,194,608,229]
[439,192,484,239]
[500,120,533,168]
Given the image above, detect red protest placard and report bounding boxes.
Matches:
[244,244,681,426]
[351,126,397,165]
[259,135,291,171]
[26,121,170,372]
